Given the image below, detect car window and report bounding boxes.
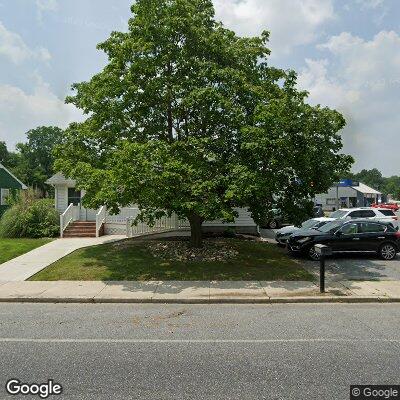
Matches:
[340,223,358,234]
[330,210,347,218]
[360,210,376,218]
[301,219,318,229]
[315,221,330,229]
[378,209,396,216]
[318,220,344,233]
[348,211,363,218]
[360,223,386,233]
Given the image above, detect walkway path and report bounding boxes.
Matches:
[0,279,400,303]
[0,236,126,282]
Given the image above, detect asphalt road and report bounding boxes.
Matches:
[1,303,400,399]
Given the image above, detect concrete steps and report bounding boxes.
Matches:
[63,221,98,238]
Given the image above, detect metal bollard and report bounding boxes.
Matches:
[314,244,332,293]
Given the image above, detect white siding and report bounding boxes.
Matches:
[56,185,68,213]
[203,208,256,227]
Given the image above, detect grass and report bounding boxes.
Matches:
[30,238,313,281]
[0,238,53,264]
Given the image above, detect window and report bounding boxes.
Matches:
[67,188,81,206]
[340,224,358,235]
[360,223,386,233]
[326,198,336,205]
[330,210,347,218]
[360,210,376,218]
[348,211,363,218]
[0,188,10,205]
[378,209,396,216]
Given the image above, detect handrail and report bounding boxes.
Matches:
[96,205,107,237]
[126,212,188,237]
[60,203,75,238]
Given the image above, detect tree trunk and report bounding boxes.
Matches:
[188,214,203,248]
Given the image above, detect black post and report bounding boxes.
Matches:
[320,255,325,293]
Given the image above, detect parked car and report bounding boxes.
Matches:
[329,207,398,224]
[313,206,324,218]
[260,209,285,229]
[275,217,335,245]
[372,203,400,212]
[287,219,400,261]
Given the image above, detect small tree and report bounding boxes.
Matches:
[56,0,352,247]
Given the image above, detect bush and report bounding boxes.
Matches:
[0,189,59,238]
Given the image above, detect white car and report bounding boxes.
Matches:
[330,207,398,225]
[275,217,335,245]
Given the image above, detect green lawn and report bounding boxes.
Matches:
[30,238,313,281]
[0,238,53,264]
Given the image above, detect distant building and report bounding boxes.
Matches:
[0,163,27,216]
[315,181,382,211]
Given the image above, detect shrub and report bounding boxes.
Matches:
[0,189,59,238]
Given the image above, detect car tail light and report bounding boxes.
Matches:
[395,231,400,238]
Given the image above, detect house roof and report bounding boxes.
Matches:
[0,163,27,189]
[352,182,382,195]
[46,173,76,187]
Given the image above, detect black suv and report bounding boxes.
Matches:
[287,219,400,261]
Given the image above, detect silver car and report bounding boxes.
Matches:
[275,217,335,245]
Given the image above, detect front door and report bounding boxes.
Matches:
[68,188,97,221]
[334,222,360,251]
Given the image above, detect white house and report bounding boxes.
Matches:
[46,173,258,238]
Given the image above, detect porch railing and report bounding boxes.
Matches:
[126,213,189,238]
[60,203,77,238]
[96,205,107,238]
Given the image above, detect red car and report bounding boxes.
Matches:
[372,203,400,212]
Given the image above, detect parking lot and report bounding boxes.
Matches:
[260,228,400,282]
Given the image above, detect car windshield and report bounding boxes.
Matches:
[301,219,319,229]
[317,220,344,233]
[330,210,348,218]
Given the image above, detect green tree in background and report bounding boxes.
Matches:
[12,126,64,194]
[0,141,8,164]
[56,0,352,247]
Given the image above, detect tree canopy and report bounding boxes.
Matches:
[1,126,64,194]
[56,0,353,247]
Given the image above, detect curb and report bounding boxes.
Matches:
[0,296,399,304]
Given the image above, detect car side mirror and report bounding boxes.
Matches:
[335,230,342,236]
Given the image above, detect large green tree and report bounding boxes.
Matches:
[56,0,352,247]
[13,126,64,194]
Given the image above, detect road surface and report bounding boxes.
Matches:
[0,303,399,399]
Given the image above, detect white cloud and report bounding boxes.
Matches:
[0,21,51,64]
[0,77,83,147]
[298,31,400,175]
[213,0,335,54]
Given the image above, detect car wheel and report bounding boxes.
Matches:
[379,243,397,260]
[308,246,321,261]
[269,220,279,229]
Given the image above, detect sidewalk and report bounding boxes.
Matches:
[0,236,126,281]
[1,280,400,303]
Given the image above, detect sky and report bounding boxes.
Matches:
[0,0,399,175]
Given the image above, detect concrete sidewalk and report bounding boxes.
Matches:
[0,280,400,303]
[0,236,126,281]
